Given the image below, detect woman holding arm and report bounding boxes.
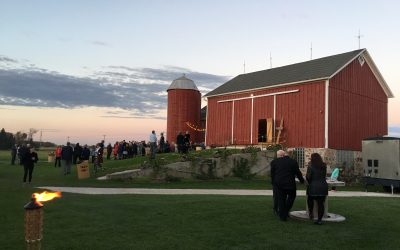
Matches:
[306,153,328,225]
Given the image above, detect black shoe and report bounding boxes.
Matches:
[314,221,322,225]
[280,217,287,221]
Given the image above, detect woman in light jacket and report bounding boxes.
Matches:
[306,153,328,225]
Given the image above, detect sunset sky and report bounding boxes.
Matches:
[1,0,399,145]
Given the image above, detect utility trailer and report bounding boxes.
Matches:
[362,137,400,193]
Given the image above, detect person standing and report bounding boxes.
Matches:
[306,153,328,225]
[149,130,157,159]
[159,133,165,153]
[22,144,38,185]
[183,131,191,153]
[176,132,184,154]
[81,144,90,161]
[98,140,105,163]
[270,150,286,215]
[270,149,304,221]
[106,143,112,160]
[73,143,82,164]
[113,142,119,160]
[54,145,62,167]
[61,142,74,175]
[11,144,17,165]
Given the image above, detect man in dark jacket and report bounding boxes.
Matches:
[176,132,184,154]
[106,143,112,160]
[22,144,38,184]
[271,150,304,221]
[61,142,74,175]
[73,143,82,164]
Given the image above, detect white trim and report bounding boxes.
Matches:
[204,98,209,146]
[206,78,326,99]
[217,89,299,103]
[231,101,235,144]
[273,95,276,139]
[324,80,329,148]
[362,51,394,98]
[250,96,254,144]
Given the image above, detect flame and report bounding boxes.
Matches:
[33,191,62,203]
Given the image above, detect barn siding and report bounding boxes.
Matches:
[329,58,388,151]
[206,98,232,146]
[206,81,326,147]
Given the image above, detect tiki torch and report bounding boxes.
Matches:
[24,191,61,250]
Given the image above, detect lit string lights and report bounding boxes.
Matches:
[185,121,206,132]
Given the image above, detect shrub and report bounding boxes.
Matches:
[232,157,256,180]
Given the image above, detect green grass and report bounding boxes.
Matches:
[1,150,399,249]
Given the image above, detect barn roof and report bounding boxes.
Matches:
[205,49,394,98]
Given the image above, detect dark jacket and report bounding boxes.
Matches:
[22,150,38,167]
[176,134,184,145]
[271,156,304,190]
[61,145,74,161]
[81,147,90,160]
[306,165,328,196]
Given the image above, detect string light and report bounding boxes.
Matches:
[185,122,206,132]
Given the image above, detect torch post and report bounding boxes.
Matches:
[24,196,43,250]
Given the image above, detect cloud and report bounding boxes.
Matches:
[0,56,229,118]
[0,56,18,63]
[89,40,112,47]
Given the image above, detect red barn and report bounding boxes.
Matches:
[204,49,394,169]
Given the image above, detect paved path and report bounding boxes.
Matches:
[38,186,400,197]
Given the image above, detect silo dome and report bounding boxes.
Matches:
[167,75,199,91]
[167,75,202,144]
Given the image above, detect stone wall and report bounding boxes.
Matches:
[104,151,275,181]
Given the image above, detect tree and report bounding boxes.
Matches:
[0,128,15,150]
[14,131,28,145]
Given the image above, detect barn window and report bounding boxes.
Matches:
[293,148,305,169]
[358,55,365,66]
[367,160,372,167]
[374,160,379,167]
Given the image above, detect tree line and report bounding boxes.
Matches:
[0,128,56,150]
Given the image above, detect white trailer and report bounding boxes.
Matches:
[362,137,400,193]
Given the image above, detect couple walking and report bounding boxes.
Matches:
[271,150,328,224]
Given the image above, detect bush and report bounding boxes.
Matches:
[232,158,256,180]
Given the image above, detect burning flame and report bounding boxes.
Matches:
[33,191,62,204]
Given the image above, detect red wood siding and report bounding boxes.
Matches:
[206,98,232,146]
[206,81,326,148]
[233,99,251,145]
[167,89,201,144]
[329,58,388,151]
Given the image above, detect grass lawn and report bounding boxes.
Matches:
[1,150,399,249]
